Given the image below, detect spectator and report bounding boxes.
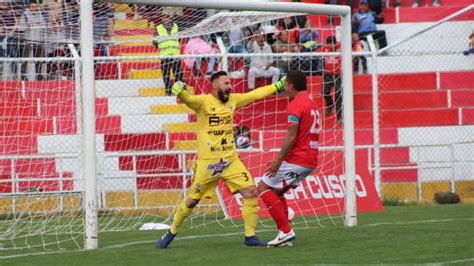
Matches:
[248,32,280,91]
[45,1,67,79]
[153,13,183,96]
[0,2,20,80]
[272,30,300,74]
[236,125,252,149]
[63,0,79,41]
[412,0,440,7]
[463,33,474,56]
[226,19,249,72]
[233,126,241,140]
[352,31,367,74]
[275,17,299,43]
[18,0,47,80]
[93,3,114,57]
[368,0,383,15]
[184,37,217,77]
[322,36,342,123]
[299,20,322,75]
[228,22,247,54]
[352,0,387,51]
[326,1,354,25]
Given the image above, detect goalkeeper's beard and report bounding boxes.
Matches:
[218,89,230,103]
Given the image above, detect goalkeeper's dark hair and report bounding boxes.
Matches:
[286,70,307,91]
[210,71,228,83]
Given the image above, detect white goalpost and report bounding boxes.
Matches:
[79,0,356,249]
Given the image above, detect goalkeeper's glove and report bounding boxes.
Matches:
[172,81,187,96]
[274,76,286,92]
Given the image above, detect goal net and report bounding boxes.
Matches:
[0,0,379,253]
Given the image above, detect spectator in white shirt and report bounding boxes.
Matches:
[248,32,280,91]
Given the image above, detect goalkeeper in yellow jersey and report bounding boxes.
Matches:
[157,71,285,248]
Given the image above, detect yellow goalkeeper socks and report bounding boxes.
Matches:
[170,200,193,235]
[242,198,258,237]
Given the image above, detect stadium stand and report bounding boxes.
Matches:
[1,1,473,208]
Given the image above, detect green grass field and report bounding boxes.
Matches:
[1,204,473,265]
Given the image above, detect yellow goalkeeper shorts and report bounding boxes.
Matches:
[187,157,254,200]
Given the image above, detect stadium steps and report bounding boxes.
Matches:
[381,181,474,203]
[128,69,163,79]
[393,0,472,6]
[440,71,474,90]
[0,158,72,193]
[104,133,168,151]
[355,90,449,111]
[113,35,153,46]
[397,6,471,23]
[162,122,197,133]
[451,89,474,107]
[0,136,38,155]
[108,97,176,115]
[114,3,133,13]
[138,87,166,96]
[114,19,149,31]
[94,62,163,79]
[96,79,166,97]
[0,194,79,212]
[173,140,197,150]
[114,29,155,36]
[150,104,194,114]
[138,86,205,97]
[120,114,190,133]
[461,108,474,124]
[109,45,157,56]
[116,52,161,63]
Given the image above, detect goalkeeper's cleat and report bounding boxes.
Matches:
[267,229,296,247]
[171,81,187,96]
[274,76,286,92]
[244,235,267,247]
[156,230,176,249]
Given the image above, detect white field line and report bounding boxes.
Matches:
[0,217,472,261]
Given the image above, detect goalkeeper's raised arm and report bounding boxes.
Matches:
[172,81,205,112]
[233,76,286,109]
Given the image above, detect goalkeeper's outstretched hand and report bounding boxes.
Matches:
[172,81,187,96]
[274,76,286,92]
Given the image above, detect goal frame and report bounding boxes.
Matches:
[80,0,356,249]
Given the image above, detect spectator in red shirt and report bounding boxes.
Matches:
[322,36,342,123]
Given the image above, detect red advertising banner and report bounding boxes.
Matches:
[218,149,383,219]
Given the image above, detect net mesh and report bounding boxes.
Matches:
[0,2,357,253]
[373,7,474,203]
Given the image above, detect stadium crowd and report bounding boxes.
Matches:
[0,0,393,81]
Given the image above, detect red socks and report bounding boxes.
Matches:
[280,196,288,218]
[260,190,291,233]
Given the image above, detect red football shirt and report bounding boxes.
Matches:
[322,45,342,75]
[285,91,320,168]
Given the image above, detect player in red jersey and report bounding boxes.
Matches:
[257,70,321,247]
